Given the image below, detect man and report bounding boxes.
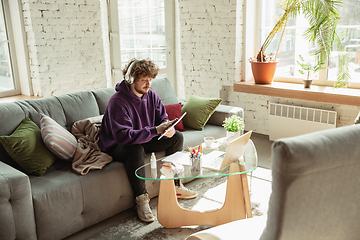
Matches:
[99,59,196,223]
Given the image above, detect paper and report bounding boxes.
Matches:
[162,151,191,166]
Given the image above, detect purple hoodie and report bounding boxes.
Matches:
[99,80,168,152]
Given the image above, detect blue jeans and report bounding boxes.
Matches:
[108,131,183,197]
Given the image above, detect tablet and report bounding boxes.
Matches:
[158,112,187,140]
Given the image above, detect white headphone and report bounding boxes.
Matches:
[124,59,141,84]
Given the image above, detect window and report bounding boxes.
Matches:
[108,0,175,83]
[257,0,360,87]
[0,0,19,97]
[118,0,166,68]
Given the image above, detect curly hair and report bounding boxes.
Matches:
[122,59,159,83]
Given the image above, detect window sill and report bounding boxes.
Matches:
[0,95,41,103]
[233,81,360,106]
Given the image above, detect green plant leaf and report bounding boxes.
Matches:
[222,115,244,132]
[334,50,350,88]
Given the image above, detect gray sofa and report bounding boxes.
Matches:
[187,123,360,240]
[0,77,243,240]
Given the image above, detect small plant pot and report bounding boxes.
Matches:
[303,79,312,88]
[226,131,241,139]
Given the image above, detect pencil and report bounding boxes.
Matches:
[187,147,192,154]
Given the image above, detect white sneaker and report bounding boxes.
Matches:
[135,193,154,222]
[176,184,197,199]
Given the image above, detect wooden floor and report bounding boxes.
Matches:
[0,95,41,103]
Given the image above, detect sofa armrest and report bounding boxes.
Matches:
[207,105,244,126]
[0,162,37,240]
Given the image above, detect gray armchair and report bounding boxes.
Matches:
[187,124,360,240]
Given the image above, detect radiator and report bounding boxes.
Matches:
[269,103,337,141]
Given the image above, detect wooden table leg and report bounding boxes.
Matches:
[157,162,252,228]
[240,164,252,218]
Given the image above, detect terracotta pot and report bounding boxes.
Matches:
[250,61,278,84]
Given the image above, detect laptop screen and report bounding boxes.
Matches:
[220,130,252,170]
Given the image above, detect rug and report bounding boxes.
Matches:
[86,175,271,240]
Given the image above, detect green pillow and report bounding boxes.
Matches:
[181,95,222,130]
[0,117,56,176]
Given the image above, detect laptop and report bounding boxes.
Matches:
[202,131,252,171]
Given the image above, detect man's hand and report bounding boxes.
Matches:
[156,119,177,137]
[163,125,175,138]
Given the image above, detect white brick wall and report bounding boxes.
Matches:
[21,0,107,97]
[178,0,240,98]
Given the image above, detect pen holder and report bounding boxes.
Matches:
[190,153,202,172]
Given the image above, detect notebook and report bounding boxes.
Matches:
[202,131,252,171]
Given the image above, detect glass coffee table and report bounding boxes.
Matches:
[135,139,258,228]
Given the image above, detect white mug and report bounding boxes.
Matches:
[204,137,215,148]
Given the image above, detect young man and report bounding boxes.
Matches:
[99,59,196,223]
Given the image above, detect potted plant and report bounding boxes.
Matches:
[249,0,350,86]
[222,115,244,138]
[297,54,324,88]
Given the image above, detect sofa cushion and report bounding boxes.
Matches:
[40,113,77,161]
[19,97,66,129]
[56,91,100,131]
[29,151,166,240]
[91,87,116,115]
[29,161,133,240]
[0,102,26,136]
[181,95,222,130]
[150,77,179,105]
[165,103,186,131]
[0,117,56,176]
